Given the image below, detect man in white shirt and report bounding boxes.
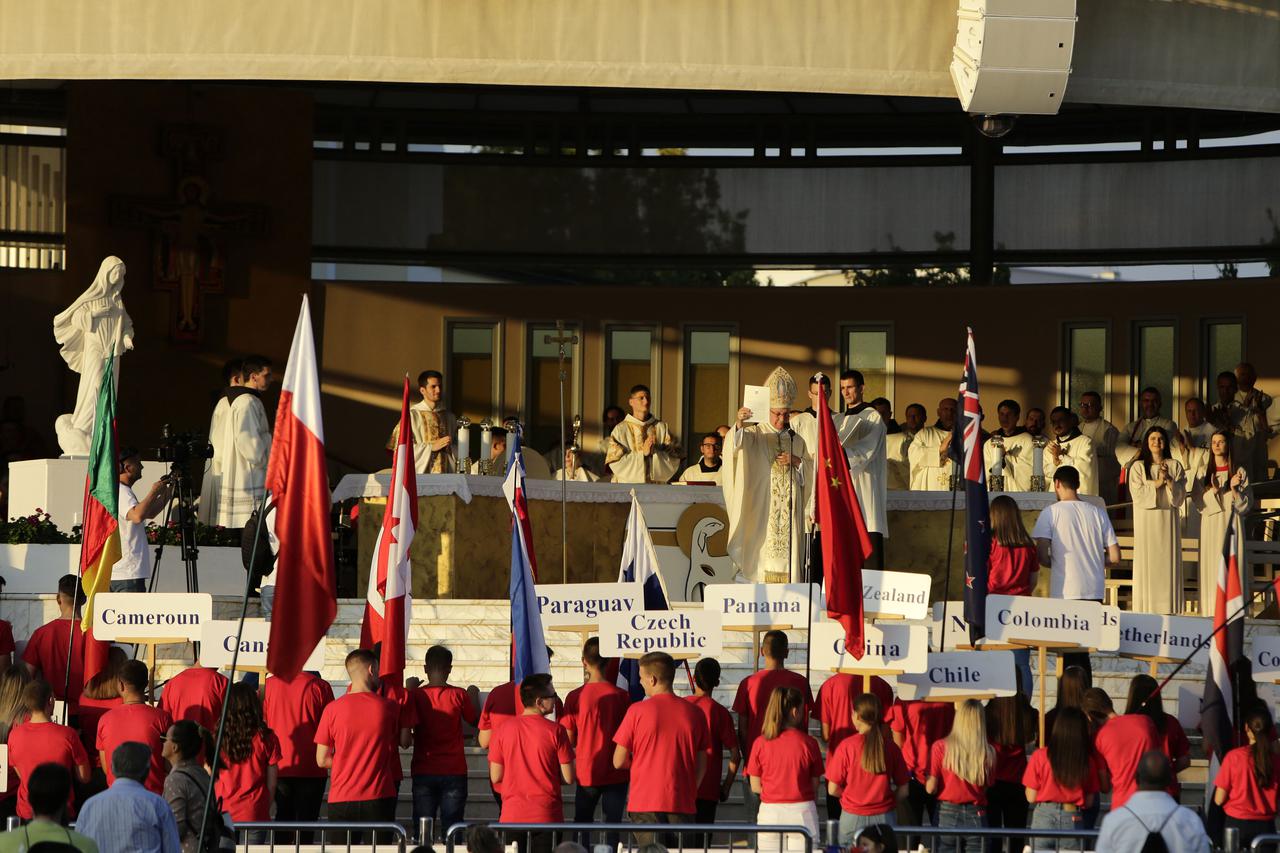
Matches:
[1078,391,1121,505]
[678,433,723,486]
[1118,387,1180,453]
[1031,465,1119,682]
[113,449,174,593]
[1095,752,1210,853]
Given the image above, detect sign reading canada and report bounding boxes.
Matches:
[984,594,1102,648]
[809,621,927,674]
[862,569,931,621]
[702,583,824,628]
[199,620,325,672]
[1251,636,1280,682]
[536,583,640,629]
[598,609,723,659]
[93,592,212,642]
[1117,613,1210,663]
[896,651,1018,700]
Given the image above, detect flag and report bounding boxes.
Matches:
[78,356,120,682]
[954,327,992,642]
[266,297,337,681]
[1201,509,1246,808]
[361,375,417,685]
[503,426,550,689]
[615,492,673,700]
[814,396,872,657]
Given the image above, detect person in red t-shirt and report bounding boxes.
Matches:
[613,651,710,848]
[95,660,171,794]
[984,692,1037,849]
[479,648,562,809]
[0,576,15,674]
[926,699,993,853]
[8,680,90,819]
[159,662,228,733]
[686,658,740,840]
[746,686,823,852]
[21,575,86,708]
[826,693,908,846]
[561,638,630,847]
[405,644,480,840]
[988,495,1039,692]
[214,683,281,830]
[732,630,814,823]
[76,646,126,786]
[263,668,334,841]
[1214,707,1280,848]
[816,673,892,820]
[1124,673,1190,799]
[1024,706,1101,848]
[1091,689,1159,811]
[488,673,574,853]
[887,698,954,834]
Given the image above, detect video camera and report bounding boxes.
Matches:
[156,424,214,464]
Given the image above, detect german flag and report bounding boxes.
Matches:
[78,355,120,682]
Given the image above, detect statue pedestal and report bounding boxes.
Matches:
[7,457,167,531]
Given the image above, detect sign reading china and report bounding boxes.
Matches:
[1118,613,1210,663]
[199,620,325,672]
[598,609,723,659]
[810,621,927,674]
[702,583,824,629]
[93,592,212,642]
[862,569,931,621]
[897,651,1018,700]
[1251,636,1280,682]
[984,594,1102,649]
[536,583,640,629]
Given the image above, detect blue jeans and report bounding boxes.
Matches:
[936,802,985,853]
[1029,802,1084,850]
[412,774,468,839]
[838,809,895,846]
[109,578,147,593]
[260,585,275,619]
[573,781,628,848]
[1012,647,1033,697]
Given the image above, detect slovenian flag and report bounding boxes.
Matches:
[615,492,672,700]
[78,355,121,682]
[503,426,550,691]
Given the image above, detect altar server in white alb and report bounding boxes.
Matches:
[605,384,681,484]
[388,369,458,474]
[884,403,925,490]
[678,432,724,486]
[722,367,811,583]
[204,354,274,528]
[1116,387,1179,468]
[1192,429,1250,617]
[983,399,1034,492]
[1078,391,1121,505]
[197,358,241,525]
[1041,406,1098,497]
[1127,426,1187,615]
[907,398,957,490]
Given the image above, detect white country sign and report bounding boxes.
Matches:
[862,569,931,621]
[536,583,641,629]
[199,620,325,672]
[702,583,823,629]
[984,594,1102,649]
[896,651,1018,700]
[810,621,927,674]
[1251,635,1280,682]
[928,601,1020,650]
[1118,613,1210,663]
[598,610,723,659]
[1098,605,1122,652]
[0,745,6,792]
[93,592,212,642]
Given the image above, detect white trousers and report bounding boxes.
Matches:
[757,800,819,852]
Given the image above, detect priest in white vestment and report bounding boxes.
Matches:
[983,399,1035,492]
[206,358,273,528]
[907,399,957,491]
[1079,391,1121,505]
[605,385,681,484]
[1118,387,1179,454]
[1180,399,1216,449]
[722,367,811,583]
[678,432,724,486]
[1233,363,1273,483]
[388,370,458,474]
[552,448,598,482]
[1042,407,1098,496]
[197,361,242,525]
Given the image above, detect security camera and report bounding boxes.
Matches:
[974,114,1018,139]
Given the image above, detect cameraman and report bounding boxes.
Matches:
[113,448,174,593]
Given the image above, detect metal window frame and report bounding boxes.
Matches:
[1198,315,1247,402]
[677,323,739,450]
[602,322,661,415]
[1059,320,1112,411]
[838,322,895,408]
[1130,317,1180,423]
[522,318,584,438]
[443,317,504,422]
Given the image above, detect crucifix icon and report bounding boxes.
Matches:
[544,320,579,583]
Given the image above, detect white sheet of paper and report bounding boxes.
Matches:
[743,385,769,424]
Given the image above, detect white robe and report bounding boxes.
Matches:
[885,432,912,491]
[553,464,597,482]
[1080,418,1121,505]
[1128,458,1187,615]
[1169,443,1210,538]
[1233,389,1273,483]
[983,431,1035,492]
[679,462,723,487]
[907,425,955,491]
[606,415,680,484]
[197,394,230,524]
[1042,432,1099,497]
[1181,422,1216,450]
[722,422,811,583]
[793,406,887,536]
[1192,465,1250,617]
[1118,416,1179,452]
[388,400,458,474]
[207,391,272,528]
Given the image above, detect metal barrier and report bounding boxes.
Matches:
[231,821,411,851]
[444,821,816,853]
[1249,832,1280,851]
[893,824,1101,851]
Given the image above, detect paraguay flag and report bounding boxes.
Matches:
[615,492,672,700]
[78,355,121,682]
[502,426,550,689]
[954,328,992,642]
[1202,509,1245,813]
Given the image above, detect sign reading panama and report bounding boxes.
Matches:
[702,583,824,628]
[984,594,1102,648]
[536,583,641,629]
[861,569,931,621]
[93,592,212,642]
[1117,613,1210,662]
[598,609,723,659]
[809,621,927,674]
[897,651,1017,700]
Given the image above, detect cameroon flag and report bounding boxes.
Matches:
[79,355,120,682]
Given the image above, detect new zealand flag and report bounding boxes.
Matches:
[953,327,992,641]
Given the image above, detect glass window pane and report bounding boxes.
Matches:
[527,325,579,453]
[1205,322,1242,395]
[1066,326,1107,407]
[608,328,653,410]
[689,330,730,365]
[686,330,732,444]
[846,329,889,402]
[450,325,495,422]
[1136,324,1175,417]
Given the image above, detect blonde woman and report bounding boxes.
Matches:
[925,699,994,853]
[1193,429,1250,616]
[1128,427,1187,615]
[746,686,824,852]
[0,665,33,820]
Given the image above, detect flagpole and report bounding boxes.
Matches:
[937,476,960,654]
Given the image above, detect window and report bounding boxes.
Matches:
[1061,323,1108,409]
[525,323,581,453]
[1202,319,1244,401]
[841,325,893,405]
[1133,321,1177,420]
[683,327,735,448]
[1,133,66,270]
[447,321,501,423]
[605,326,657,412]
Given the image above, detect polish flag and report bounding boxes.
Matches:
[361,375,418,684]
[266,297,337,682]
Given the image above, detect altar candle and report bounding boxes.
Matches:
[505,431,515,468]
[1032,443,1045,479]
[456,423,470,464]
[480,427,492,466]
[992,443,1004,478]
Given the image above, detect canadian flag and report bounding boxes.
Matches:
[361,375,418,684]
[266,297,337,682]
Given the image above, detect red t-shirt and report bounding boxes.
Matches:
[888,700,955,779]
[480,681,563,734]
[21,619,85,706]
[614,692,709,814]
[686,695,738,802]
[561,681,630,787]
[825,732,908,815]
[216,730,282,821]
[264,673,334,778]
[159,667,228,732]
[745,728,824,805]
[315,691,402,803]
[77,696,122,768]
[732,668,814,759]
[410,684,480,777]
[8,720,89,818]
[1022,748,1101,807]
[1094,714,1159,809]
[929,740,987,806]
[0,620,15,657]
[489,713,574,823]
[96,702,171,793]
[816,674,893,757]
[1216,745,1280,821]
[987,542,1037,596]
[990,741,1028,785]
[1156,714,1191,796]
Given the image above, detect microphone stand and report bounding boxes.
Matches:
[787,427,796,584]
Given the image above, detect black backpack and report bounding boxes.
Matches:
[1121,805,1176,853]
[174,766,236,853]
[240,503,276,592]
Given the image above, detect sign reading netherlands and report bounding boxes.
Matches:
[896,651,1017,700]
[1117,613,1211,663]
[984,594,1102,648]
[199,620,324,671]
[702,583,824,629]
[93,592,212,641]
[1251,636,1280,682]
[862,569,931,621]
[809,621,927,674]
[1098,605,1122,652]
[598,610,723,659]
[536,583,640,629]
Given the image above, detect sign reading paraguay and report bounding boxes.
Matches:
[93,592,212,641]
[702,583,824,628]
[984,594,1101,648]
[598,609,723,659]
[536,583,641,629]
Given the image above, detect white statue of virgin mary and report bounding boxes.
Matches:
[52,256,134,456]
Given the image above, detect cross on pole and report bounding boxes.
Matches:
[545,322,579,583]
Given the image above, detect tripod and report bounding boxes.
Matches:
[148,460,201,595]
